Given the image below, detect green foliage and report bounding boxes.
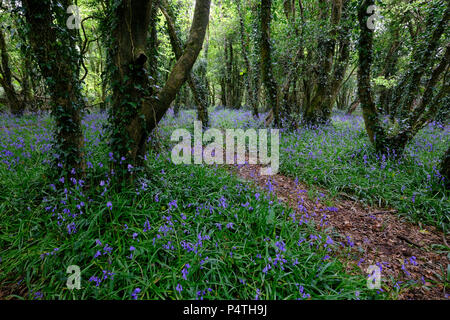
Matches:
[0,113,383,300]
[280,115,450,230]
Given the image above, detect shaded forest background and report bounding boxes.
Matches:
[0,0,448,165]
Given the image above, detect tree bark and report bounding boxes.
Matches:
[225,36,234,108]
[260,0,280,127]
[23,0,86,175]
[237,0,258,117]
[358,0,387,150]
[20,55,33,109]
[0,26,24,116]
[357,0,449,156]
[303,0,349,125]
[159,0,209,128]
[108,0,211,172]
[391,4,450,119]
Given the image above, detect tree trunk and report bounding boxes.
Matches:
[220,77,226,107]
[211,83,215,107]
[357,0,388,152]
[302,0,349,126]
[21,56,34,109]
[260,0,280,127]
[237,0,258,117]
[23,0,86,175]
[159,0,209,128]
[358,0,449,156]
[224,36,235,108]
[0,27,24,116]
[107,0,211,174]
[390,4,450,120]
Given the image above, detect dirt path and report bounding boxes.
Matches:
[228,162,449,300]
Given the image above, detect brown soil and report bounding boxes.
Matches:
[0,277,28,300]
[229,162,449,300]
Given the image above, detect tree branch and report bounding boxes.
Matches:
[143,0,211,129]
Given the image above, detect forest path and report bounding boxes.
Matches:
[226,161,449,300]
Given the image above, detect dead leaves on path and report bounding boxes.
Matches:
[230,162,449,300]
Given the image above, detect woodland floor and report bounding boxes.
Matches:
[227,160,449,300]
[1,111,448,300]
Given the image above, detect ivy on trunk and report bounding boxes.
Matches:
[105,0,211,178]
[22,0,86,176]
[357,0,449,156]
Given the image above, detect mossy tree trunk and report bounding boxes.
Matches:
[23,0,86,175]
[237,0,258,118]
[357,0,449,156]
[302,0,350,126]
[106,0,211,176]
[260,0,280,127]
[159,0,209,128]
[0,26,24,116]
